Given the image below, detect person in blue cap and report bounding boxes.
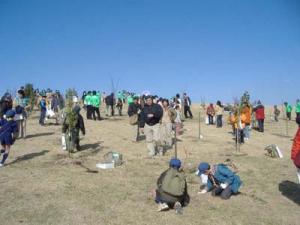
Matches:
[197,162,242,199]
[155,158,189,212]
[0,110,18,167]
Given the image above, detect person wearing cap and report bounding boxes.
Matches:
[39,95,47,126]
[128,96,141,142]
[197,162,242,200]
[140,95,163,157]
[0,110,18,167]
[62,105,85,151]
[155,158,189,212]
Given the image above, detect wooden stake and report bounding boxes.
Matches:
[174,125,178,159]
[198,111,201,140]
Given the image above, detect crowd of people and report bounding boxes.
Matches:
[0,87,299,214]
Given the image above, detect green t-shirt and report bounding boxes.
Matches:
[295,103,300,113]
[91,95,100,107]
[85,95,92,105]
[286,105,292,113]
[127,96,133,104]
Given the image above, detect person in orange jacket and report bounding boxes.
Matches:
[241,103,252,140]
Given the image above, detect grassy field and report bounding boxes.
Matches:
[0,105,299,225]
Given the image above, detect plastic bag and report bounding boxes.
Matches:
[205,116,209,125]
[103,152,123,166]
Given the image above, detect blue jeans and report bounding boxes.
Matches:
[216,115,222,127]
[39,109,46,125]
[244,125,250,139]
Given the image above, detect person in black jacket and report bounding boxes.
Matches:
[128,96,141,142]
[105,93,115,117]
[140,95,163,157]
[0,94,13,119]
[62,105,85,151]
[183,93,193,119]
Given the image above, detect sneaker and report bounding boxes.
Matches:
[0,163,4,168]
[158,203,169,212]
[174,202,183,214]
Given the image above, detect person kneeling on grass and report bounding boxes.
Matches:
[197,162,242,200]
[0,110,18,167]
[155,158,189,212]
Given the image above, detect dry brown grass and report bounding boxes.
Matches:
[0,105,299,225]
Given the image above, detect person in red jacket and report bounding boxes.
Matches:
[291,115,300,183]
[254,101,265,132]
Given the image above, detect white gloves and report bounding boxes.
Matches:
[198,189,208,194]
[220,183,228,189]
[200,174,208,185]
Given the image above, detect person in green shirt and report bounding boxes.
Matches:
[127,95,133,105]
[91,91,101,120]
[296,99,300,118]
[84,91,93,120]
[284,102,293,120]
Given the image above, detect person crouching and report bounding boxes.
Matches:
[197,162,242,200]
[155,158,189,212]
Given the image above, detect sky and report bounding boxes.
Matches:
[0,0,299,104]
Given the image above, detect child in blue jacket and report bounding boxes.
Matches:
[197,162,242,199]
[0,110,18,167]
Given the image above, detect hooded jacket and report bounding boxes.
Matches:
[207,164,242,193]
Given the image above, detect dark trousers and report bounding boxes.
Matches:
[258,119,264,132]
[39,109,46,125]
[93,107,101,120]
[235,129,244,144]
[184,106,193,119]
[208,114,214,124]
[216,115,222,127]
[91,107,96,120]
[287,112,291,120]
[86,105,92,119]
[117,106,123,116]
[109,105,115,116]
[212,186,232,200]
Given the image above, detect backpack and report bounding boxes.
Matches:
[161,168,186,197]
[129,114,138,125]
